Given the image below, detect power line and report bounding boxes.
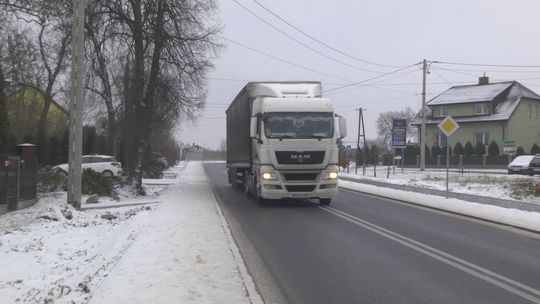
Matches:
[250,0,404,69]
[333,93,419,111]
[325,63,422,95]
[231,0,382,73]
[207,77,345,86]
[223,37,353,82]
[436,61,540,68]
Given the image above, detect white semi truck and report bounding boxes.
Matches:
[226,81,347,205]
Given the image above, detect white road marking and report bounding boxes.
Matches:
[320,206,540,304]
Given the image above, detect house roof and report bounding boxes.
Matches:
[411,81,540,125]
[4,81,68,115]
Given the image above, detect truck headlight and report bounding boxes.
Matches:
[262,172,277,181]
[324,172,338,180]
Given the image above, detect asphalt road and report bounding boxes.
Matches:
[205,163,540,304]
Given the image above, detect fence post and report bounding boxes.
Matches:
[416,155,420,168]
[459,155,464,174]
[437,155,441,168]
[482,155,487,169]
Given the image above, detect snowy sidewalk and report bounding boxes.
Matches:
[90,161,262,304]
[0,162,262,304]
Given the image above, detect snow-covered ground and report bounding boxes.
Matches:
[0,162,262,304]
[339,180,540,233]
[341,166,540,204]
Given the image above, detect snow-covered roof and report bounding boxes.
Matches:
[428,82,514,105]
[411,81,540,125]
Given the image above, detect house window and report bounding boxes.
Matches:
[529,104,533,119]
[474,132,489,145]
[434,133,447,146]
[536,105,539,119]
[433,106,448,117]
[474,103,490,115]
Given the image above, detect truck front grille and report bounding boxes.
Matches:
[275,151,325,164]
[283,173,319,181]
[285,185,316,192]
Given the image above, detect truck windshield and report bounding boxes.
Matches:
[263,112,334,139]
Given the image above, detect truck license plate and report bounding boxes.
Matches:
[292,193,309,198]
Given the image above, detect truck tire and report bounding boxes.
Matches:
[244,174,252,197]
[319,198,331,206]
[229,169,239,190]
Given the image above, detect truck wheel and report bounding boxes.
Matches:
[319,198,331,206]
[244,175,252,197]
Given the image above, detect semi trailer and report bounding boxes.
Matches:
[226,81,347,205]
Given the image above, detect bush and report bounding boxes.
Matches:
[454,142,464,155]
[517,146,525,156]
[474,142,486,155]
[464,142,474,156]
[531,143,540,155]
[143,164,164,178]
[488,141,500,156]
[37,166,67,193]
[371,145,379,164]
[82,168,114,196]
[441,145,452,156]
[431,145,443,156]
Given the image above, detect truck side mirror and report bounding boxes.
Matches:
[338,117,347,139]
[250,117,263,144]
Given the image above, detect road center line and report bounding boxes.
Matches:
[319,206,540,304]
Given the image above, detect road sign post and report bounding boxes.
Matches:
[437,116,460,199]
[391,119,407,177]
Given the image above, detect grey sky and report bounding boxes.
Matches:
[177,0,540,149]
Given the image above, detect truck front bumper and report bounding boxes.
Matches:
[258,166,339,200]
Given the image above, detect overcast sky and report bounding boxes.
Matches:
[177,0,540,149]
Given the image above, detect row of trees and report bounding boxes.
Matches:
[0,0,221,190]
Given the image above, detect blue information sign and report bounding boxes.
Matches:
[391,119,407,148]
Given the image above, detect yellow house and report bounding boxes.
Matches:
[5,82,68,142]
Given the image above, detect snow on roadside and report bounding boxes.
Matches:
[0,192,156,303]
[339,180,540,233]
[341,167,540,204]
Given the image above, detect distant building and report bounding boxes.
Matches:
[5,82,68,143]
[412,77,540,154]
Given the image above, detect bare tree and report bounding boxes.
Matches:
[376,106,418,150]
[0,0,72,161]
[100,0,222,190]
[84,1,125,157]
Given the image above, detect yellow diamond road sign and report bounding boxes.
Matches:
[437,115,459,137]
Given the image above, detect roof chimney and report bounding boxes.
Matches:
[479,73,489,85]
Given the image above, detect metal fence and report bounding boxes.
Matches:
[400,154,514,169]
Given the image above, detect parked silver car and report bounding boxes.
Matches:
[54,155,123,177]
[507,155,540,175]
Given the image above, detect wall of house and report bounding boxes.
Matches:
[507,98,540,153]
[424,121,505,150]
[7,88,68,142]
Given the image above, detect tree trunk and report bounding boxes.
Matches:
[0,66,9,153]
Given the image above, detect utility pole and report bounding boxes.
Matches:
[355,108,367,175]
[355,109,360,174]
[420,59,427,171]
[67,0,85,209]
